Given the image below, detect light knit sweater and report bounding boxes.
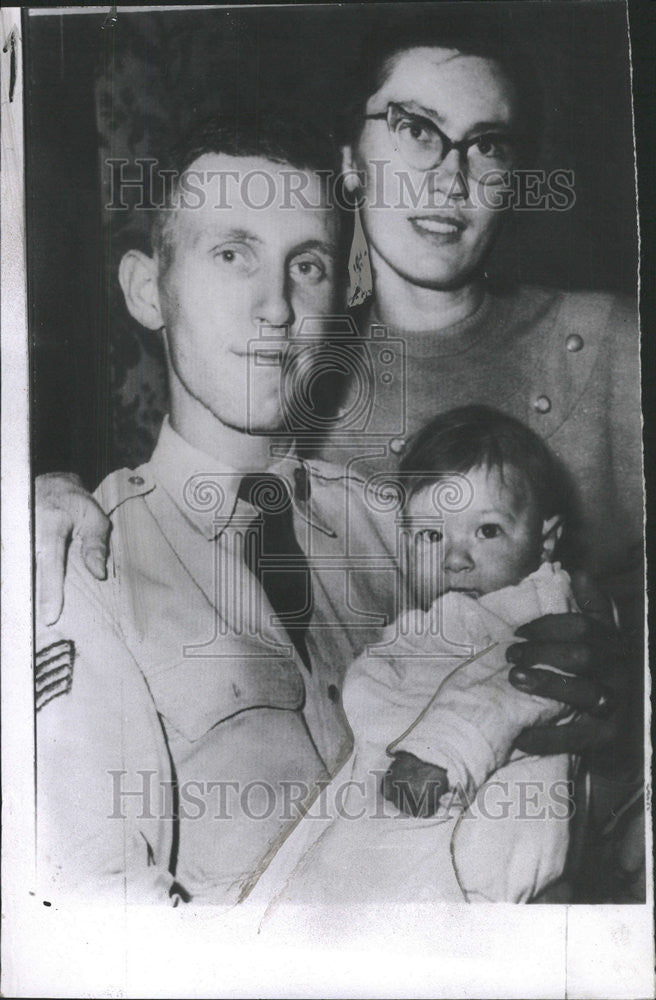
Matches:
[316,285,642,627]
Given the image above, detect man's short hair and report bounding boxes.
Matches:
[341,8,543,166]
[399,404,571,523]
[151,109,344,267]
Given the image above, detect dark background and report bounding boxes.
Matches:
[24,2,641,487]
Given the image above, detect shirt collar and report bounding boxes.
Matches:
[148,417,319,540]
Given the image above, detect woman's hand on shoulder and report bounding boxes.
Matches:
[36,472,111,627]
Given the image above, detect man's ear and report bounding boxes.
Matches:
[540,514,563,562]
[341,144,362,194]
[118,250,164,331]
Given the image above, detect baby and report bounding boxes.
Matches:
[380,403,570,820]
[258,406,580,910]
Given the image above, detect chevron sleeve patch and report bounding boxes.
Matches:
[35,639,75,711]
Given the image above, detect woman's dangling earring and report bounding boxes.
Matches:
[347,198,373,307]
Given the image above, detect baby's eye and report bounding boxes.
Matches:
[417,528,443,544]
[289,256,326,285]
[476,523,503,539]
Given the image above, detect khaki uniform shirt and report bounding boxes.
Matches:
[37,419,398,903]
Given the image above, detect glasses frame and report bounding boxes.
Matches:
[363,102,518,181]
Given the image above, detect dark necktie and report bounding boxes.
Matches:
[238,472,312,672]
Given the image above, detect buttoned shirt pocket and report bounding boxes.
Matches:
[144,645,306,743]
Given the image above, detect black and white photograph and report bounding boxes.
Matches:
[1,2,653,996]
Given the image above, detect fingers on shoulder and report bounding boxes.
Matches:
[74,491,111,541]
[35,504,76,551]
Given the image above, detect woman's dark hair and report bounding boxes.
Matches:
[341,7,543,166]
[400,404,571,522]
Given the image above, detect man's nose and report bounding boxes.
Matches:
[428,148,470,201]
[253,268,294,330]
[444,540,474,573]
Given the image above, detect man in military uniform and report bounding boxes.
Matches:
[35,114,399,904]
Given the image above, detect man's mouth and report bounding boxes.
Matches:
[253,348,284,366]
[236,344,310,370]
[446,586,480,598]
[234,347,287,367]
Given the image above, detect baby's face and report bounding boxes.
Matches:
[404,464,545,609]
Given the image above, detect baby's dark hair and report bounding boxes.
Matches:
[400,405,570,523]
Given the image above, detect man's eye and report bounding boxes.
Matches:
[290,258,325,284]
[417,528,443,544]
[213,245,251,266]
[476,523,503,539]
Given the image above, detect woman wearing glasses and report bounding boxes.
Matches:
[311,17,643,901]
[322,20,640,568]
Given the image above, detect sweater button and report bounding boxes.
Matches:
[533,395,552,414]
[390,437,407,455]
[128,475,145,486]
[566,334,584,352]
